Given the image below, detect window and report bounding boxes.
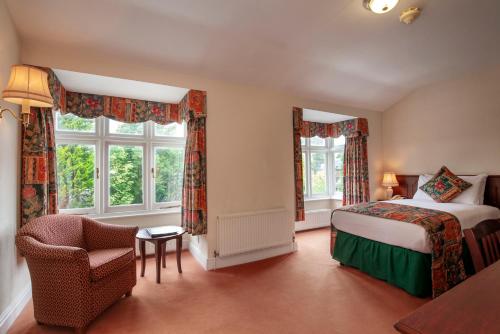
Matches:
[302,135,345,200]
[54,111,186,216]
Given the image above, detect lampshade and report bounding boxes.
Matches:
[363,0,399,14]
[382,172,399,187]
[2,65,53,108]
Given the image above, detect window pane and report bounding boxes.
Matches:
[109,120,144,135]
[56,112,95,133]
[155,122,185,137]
[154,147,184,203]
[310,136,326,147]
[334,135,345,147]
[302,152,307,194]
[300,137,306,146]
[109,145,143,206]
[334,151,344,193]
[56,143,95,209]
[311,152,327,194]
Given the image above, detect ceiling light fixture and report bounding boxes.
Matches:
[363,0,399,14]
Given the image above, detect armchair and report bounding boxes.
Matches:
[16,214,138,333]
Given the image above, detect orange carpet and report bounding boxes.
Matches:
[9,228,428,333]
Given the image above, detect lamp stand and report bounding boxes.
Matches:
[386,186,394,200]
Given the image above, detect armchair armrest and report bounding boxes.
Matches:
[16,235,89,264]
[83,217,138,250]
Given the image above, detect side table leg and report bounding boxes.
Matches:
[139,240,146,277]
[176,235,183,273]
[162,242,166,268]
[155,241,161,283]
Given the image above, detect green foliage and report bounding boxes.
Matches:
[311,153,327,194]
[56,144,95,209]
[109,146,144,206]
[57,113,95,132]
[113,122,144,135]
[155,148,184,203]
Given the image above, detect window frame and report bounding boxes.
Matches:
[302,136,345,201]
[54,111,186,217]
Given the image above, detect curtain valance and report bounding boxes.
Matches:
[292,107,368,139]
[46,69,206,125]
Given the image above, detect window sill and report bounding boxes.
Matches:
[80,207,181,221]
[305,196,342,202]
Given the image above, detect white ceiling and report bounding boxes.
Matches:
[303,109,355,123]
[53,69,189,103]
[6,0,500,111]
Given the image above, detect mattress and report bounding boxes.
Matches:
[332,199,500,253]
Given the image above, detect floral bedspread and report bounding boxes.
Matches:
[337,202,466,298]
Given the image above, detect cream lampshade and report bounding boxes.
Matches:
[382,172,399,199]
[1,65,53,127]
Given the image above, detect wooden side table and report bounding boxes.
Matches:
[136,226,186,283]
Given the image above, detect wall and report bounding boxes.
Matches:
[20,40,384,264]
[383,65,500,175]
[0,0,31,329]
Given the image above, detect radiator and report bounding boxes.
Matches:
[216,208,293,257]
[295,209,332,231]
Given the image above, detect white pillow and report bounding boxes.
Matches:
[450,174,488,205]
[412,175,433,201]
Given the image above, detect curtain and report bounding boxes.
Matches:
[293,107,305,221]
[343,136,370,205]
[20,107,58,226]
[182,117,207,235]
[65,91,182,125]
[292,107,370,221]
[180,91,208,235]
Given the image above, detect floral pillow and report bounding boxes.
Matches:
[437,166,472,191]
[420,174,462,202]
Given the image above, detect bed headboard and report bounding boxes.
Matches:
[393,175,500,209]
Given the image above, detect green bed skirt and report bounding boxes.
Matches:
[333,230,432,297]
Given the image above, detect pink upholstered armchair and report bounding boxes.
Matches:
[16,214,138,333]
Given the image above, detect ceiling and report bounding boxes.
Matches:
[6,0,500,111]
[54,69,189,103]
[303,109,355,123]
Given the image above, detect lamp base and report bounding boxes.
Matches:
[386,187,394,200]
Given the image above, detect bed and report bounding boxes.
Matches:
[331,175,500,297]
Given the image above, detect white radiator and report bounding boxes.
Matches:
[295,209,332,231]
[216,208,293,257]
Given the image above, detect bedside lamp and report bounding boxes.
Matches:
[382,172,399,200]
[1,65,53,127]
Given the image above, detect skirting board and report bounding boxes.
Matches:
[190,241,297,271]
[0,284,31,334]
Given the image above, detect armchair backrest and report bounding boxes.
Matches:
[18,214,87,249]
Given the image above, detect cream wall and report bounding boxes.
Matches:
[0,0,30,324]
[20,41,383,260]
[383,65,500,175]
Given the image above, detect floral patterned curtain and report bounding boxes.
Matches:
[293,107,305,221]
[343,136,370,205]
[293,107,370,221]
[21,107,58,226]
[180,91,207,235]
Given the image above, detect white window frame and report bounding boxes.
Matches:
[302,136,345,201]
[54,111,186,217]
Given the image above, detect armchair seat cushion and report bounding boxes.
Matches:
[88,248,134,281]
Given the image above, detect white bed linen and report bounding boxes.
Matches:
[332,199,500,254]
